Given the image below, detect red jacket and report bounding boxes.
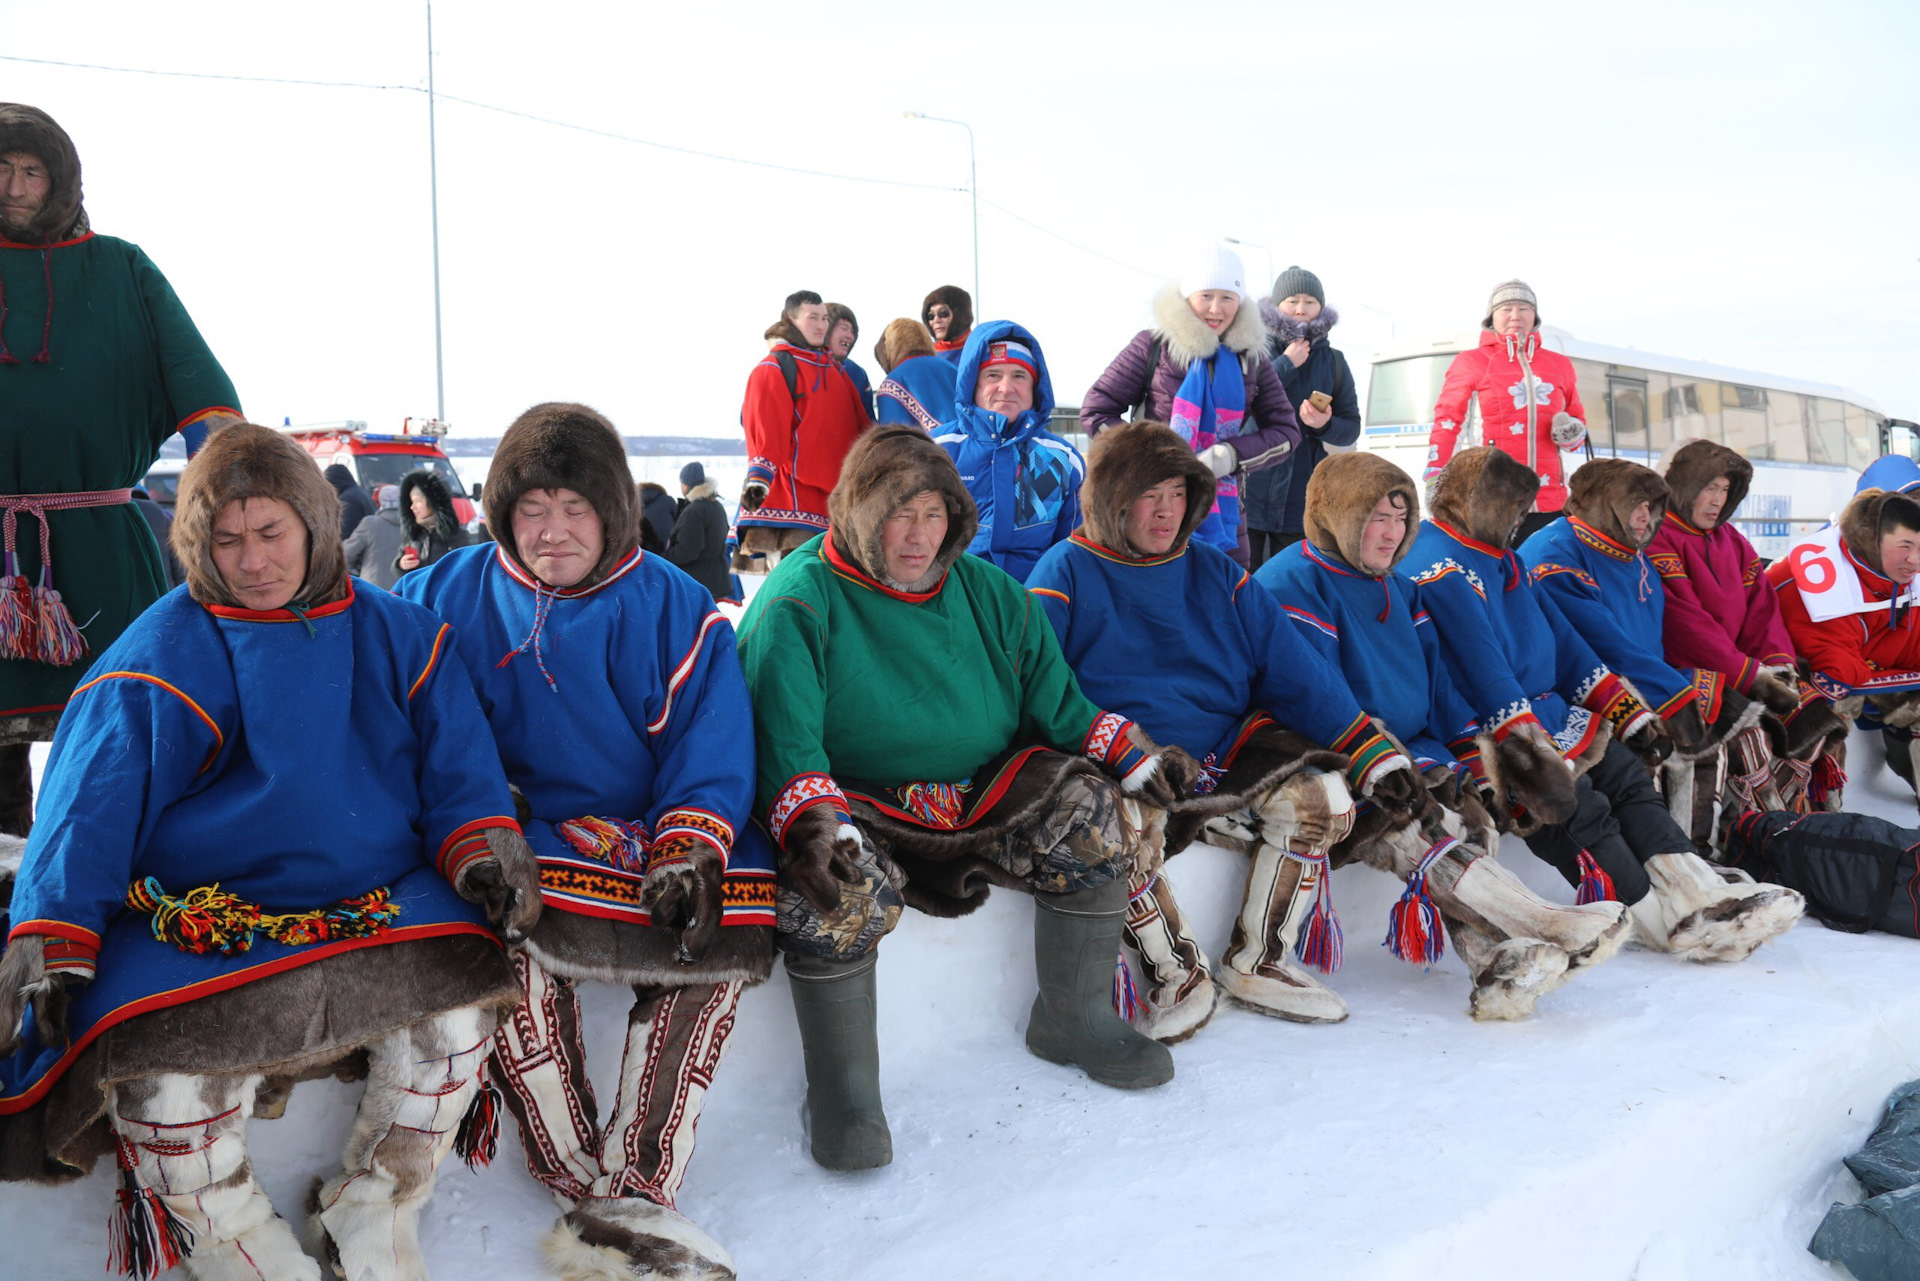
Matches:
[739,343,870,530]
[1767,543,1920,698]
[1424,329,1587,511]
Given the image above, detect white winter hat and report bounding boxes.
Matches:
[1179,244,1246,299]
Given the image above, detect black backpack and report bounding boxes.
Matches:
[1127,337,1166,422]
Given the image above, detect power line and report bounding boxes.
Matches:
[0,53,415,91]
[980,198,1160,278]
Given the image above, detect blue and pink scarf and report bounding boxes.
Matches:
[1169,346,1246,555]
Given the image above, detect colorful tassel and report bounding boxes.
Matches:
[1385,839,1453,966]
[556,815,650,872]
[1292,852,1343,974]
[1810,754,1847,808]
[126,878,401,956]
[1111,948,1140,1021]
[895,781,969,828]
[454,1070,502,1171]
[30,578,86,665]
[107,1138,193,1279]
[1575,850,1617,905]
[0,553,33,660]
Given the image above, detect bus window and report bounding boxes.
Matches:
[1571,359,1612,449]
[1845,402,1879,468]
[1666,381,1719,445]
[1722,384,1769,458]
[1768,391,1809,462]
[1808,397,1847,466]
[1606,377,1648,456]
[1366,355,1454,426]
[1641,371,1676,456]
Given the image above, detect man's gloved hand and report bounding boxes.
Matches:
[783,805,866,914]
[0,936,89,1057]
[1362,757,1428,823]
[1118,729,1201,807]
[1620,709,1673,767]
[643,843,724,964]
[740,481,769,511]
[456,827,544,943]
[1751,665,1802,716]
[1197,443,1238,479]
[1550,411,1587,448]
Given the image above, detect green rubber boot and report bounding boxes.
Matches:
[785,952,893,1171]
[1026,879,1176,1089]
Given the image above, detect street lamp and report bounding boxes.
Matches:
[904,111,979,314]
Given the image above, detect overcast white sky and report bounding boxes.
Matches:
[6,0,1916,439]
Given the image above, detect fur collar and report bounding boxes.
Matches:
[1663,439,1751,529]
[172,422,349,608]
[1257,299,1340,346]
[1564,460,1670,550]
[1150,282,1270,369]
[1428,446,1539,550]
[686,481,718,501]
[1077,421,1216,558]
[1302,452,1418,574]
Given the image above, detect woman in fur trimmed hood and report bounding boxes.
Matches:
[921,283,973,361]
[395,467,470,578]
[1408,446,1804,964]
[0,421,540,1281]
[737,426,1200,1172]
[397,402,774,1280]
[1080,244,1300,567]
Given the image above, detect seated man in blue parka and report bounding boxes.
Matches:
[0,422,540,1281]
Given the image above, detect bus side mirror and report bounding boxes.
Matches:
[471,483,484,502]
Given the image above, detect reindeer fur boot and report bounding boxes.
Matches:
[1122,869,1216,1044]
[545,1196,736,1281]
[1629,851,1806,962]
[1445,916,1571,1022]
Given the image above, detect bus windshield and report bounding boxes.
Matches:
[1367,354,1454,427]
[355,454,467,494]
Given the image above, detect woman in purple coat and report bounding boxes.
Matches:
[1080,244,1300,566]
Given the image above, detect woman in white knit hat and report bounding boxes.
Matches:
[1080,244,1301,567]
[1423,279,1590,542]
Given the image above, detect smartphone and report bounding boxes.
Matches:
[1307,391,1333,412]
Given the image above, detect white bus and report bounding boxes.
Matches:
[1363,328,1899,559]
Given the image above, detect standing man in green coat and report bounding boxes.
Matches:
[0,104,242,834]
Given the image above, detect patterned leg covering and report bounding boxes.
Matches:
[1658,747,1726,855]
[1217,771,1355,1024]
[312,1006,495,1281]
[1122,867,1216,1045]
[1721,726,1789,836]
[491,950,603,1202]
[108,1073,320,1281]
[542,982,745,1280]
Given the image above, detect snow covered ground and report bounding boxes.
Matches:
[8,734,1918,1279]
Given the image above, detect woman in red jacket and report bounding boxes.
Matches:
[1424,281,1588,540]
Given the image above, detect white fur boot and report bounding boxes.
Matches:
[1630,851,1806,963]
[1433,848,1631,974]
[545,1197,736,1281]
[108,1072,321,1281]
[1123,869,1216,1044]
[311,1007,493,1280]
[1446,918,1571,1022]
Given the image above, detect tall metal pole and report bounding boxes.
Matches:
[426,1,446,420]
[903,112,979,315]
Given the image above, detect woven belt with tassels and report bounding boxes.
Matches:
[126,876,402,957]
[0,487,133,666]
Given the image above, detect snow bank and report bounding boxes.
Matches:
[8,737,1916,1279]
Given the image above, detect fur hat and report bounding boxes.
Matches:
[873,317,936,373]
[484,402,638,586]
[1840,489,1920,578]
[0,104,86,245]
[1178,244,1245,299]
[1482,279,1539,329]
[825,302,858,342]
[399,468,461,544]
[171,422,347,608]
[1303,452,1419,574]
[1428,446,1540,550]
[1078,420,1216,558]
[921,285,973,338]
[1564,459,1670,550]
[1663,439,1752,529]
[1270,265,1323,305]
[828,426,977,584]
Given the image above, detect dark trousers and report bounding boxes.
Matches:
[0,743,31,837]
[1524,741,1691,905]
[1247,529,1304,571]
[1516,510,1561,544]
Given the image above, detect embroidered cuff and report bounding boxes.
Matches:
[1488,707,1544,743]
[1350,748,1412,796]
[769,773,850,848]
[745,458,777,486]
[436,817,520,885]
[656,808,735,870]
[1084,712,1148,777]
[645,836,701,875]
[8,921,102,978]
[1448,738,1490,788]
[1580,672,1647,737]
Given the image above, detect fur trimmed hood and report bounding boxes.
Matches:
[0,104,87,245]
[1564,459,1670,550]
[685,480,718,502]
[1078,420,1216,558]
[1663,439,1751,529]
[484,403,638,587]
[171,422,349,608]
[921,285,973,340]
[398,468,461,544]
[1840,488,1905,577]
[828,426,978,583]
[874,317,936,373]
[1303,452,1419,574]
[1257,300,1340,346]
[763,316,817,349]
[1429,446,1540,550]
[1151,282,1270,370]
